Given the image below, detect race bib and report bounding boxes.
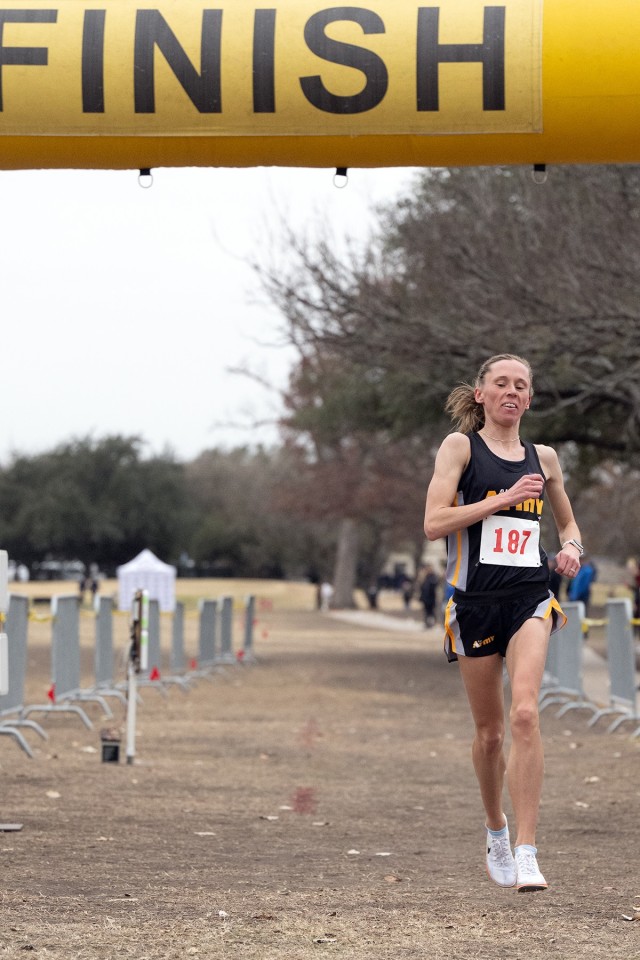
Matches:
[479,515,541,567]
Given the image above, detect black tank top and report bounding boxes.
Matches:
[445,432,550,594]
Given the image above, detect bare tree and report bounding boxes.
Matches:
[256,165,640,596]
[259,166,640,463]
[273,352,436,606]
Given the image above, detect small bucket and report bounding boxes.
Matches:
[101,740,120,763]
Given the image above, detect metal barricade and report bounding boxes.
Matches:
[135,598,167,696]
[156,600,190,692]
[219,596,235,664]
[22,595,112,729]
[539,602,597,716]
[588,598,639,733]
[171,601,185,673]
[195,599,218,674]
[146,598,162,678]
[0,595,47,756]
[94,596,127,705]
[242,595,256,663]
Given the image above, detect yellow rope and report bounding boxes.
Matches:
[28,612,54,622]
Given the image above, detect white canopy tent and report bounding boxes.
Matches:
[116,549,176,612]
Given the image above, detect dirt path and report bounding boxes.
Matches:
[0,608,638,959]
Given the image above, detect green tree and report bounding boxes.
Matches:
[275,353,434,606]
[184,445,331,579]
[0,436,193,571]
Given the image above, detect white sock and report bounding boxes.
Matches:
[487,822,508,838]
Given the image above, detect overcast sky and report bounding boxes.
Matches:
[0,164,416,465]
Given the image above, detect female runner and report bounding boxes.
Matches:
[424,354,582,891]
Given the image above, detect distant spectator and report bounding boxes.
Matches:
[418,565,439,627]
[366,583,379,610]
[567,555,597,613]
[625,557,640,636]
[320,581,334,612]
[401,577,414,611]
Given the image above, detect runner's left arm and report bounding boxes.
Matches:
[537,444,582,577]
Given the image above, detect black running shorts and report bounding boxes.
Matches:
[444,583,566,663]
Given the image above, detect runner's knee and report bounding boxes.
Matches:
[475,723,505,757]
[509,700,540,740]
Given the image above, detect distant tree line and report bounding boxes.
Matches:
[0,437,304,579]
[0,435,418,585]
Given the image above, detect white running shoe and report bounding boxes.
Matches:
[515,845,548,892]
[486,822,517,887]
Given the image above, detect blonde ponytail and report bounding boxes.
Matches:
[445,383,485,434]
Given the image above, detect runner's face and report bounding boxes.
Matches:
[474,360,531,426]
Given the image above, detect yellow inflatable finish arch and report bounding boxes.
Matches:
[0,0,638,170]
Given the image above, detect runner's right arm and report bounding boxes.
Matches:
[424,433,545,541]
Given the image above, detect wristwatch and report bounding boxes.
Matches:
[562,538,584,556]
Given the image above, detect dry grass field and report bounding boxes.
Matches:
[0,580,638,959]
[14,577,321,612]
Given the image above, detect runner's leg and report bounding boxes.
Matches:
[458,653,507,829]
[504,615,551,847]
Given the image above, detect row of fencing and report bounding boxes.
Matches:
[541,598,640,737]
[2,592,638,757]
[0,593,257,757]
